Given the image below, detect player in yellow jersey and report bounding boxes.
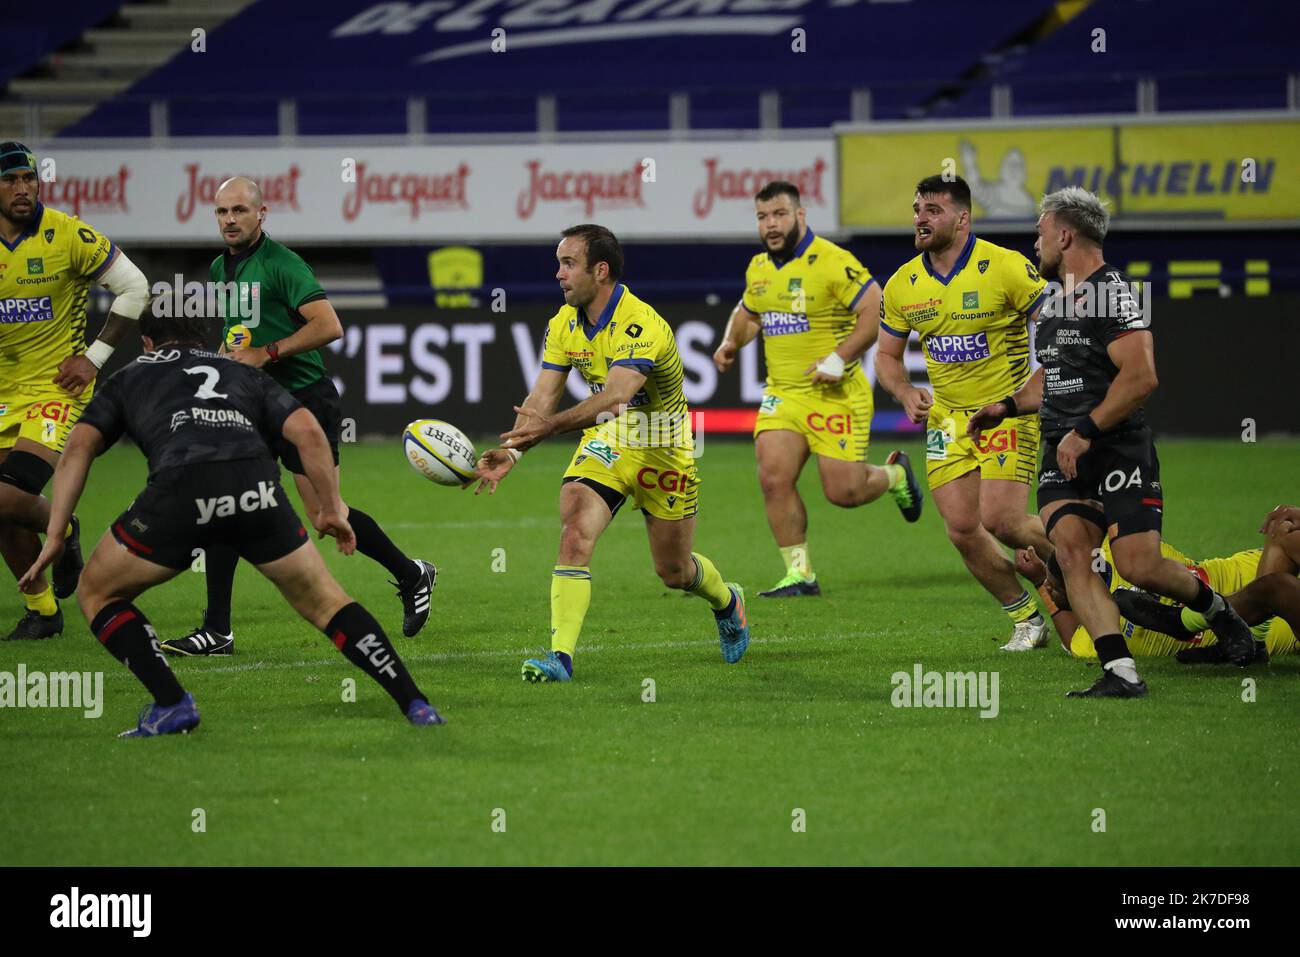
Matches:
[0,142,149,640]
[1016,529,1297,662]
[713,181,922,597]
[472,224,749,682]
[1100,504,1300,663]
[876,174,1054,651]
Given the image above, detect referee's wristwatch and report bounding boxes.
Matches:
[265,340,282,363]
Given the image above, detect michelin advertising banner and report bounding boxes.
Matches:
[840,119,1299,229]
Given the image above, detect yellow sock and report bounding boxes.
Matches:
[65,521,74,537]
[1001,590,1041,625]
[550,565,591,657]
[779,543,813,581]
[686,552,732,610]
[25,584,57,617]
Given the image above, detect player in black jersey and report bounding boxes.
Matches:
[18,311,445,735]
[969,186,1255,697]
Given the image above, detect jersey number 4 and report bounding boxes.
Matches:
[185,365,228,400]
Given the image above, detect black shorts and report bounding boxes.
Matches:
[1037,427,1163,538]
[275,376,342,475]
[111,458,308,570]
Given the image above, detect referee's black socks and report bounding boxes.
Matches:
[323,602,424,712]
[91,600,186,707]
[346,507,420,585]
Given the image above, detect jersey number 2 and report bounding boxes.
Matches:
[185,365,228,400]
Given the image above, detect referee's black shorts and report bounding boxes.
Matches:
[275,376,342,475]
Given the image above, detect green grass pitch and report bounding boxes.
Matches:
[1,437,1296,866]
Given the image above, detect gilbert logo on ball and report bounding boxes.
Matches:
[403,419,477,486]
[226,324,252,348]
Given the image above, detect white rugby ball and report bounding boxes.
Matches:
[403,419,477,486]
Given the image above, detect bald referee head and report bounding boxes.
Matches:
[214,176,266,253]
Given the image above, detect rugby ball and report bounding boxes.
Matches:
[226,323,252,348]
[403,419,478,486]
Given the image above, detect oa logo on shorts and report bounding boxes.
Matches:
[1102,466,1143,491]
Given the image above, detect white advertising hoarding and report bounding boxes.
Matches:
[41,141,837,243]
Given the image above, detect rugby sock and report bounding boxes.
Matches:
[1093,633,1141,683]
[884,463,906,489]
[779,543,813,581]
[24,584,57,617]
[202,544,238,635]
[1179,607,1209,633]
[1185,579,1226,620]
[347,507,420,585]
[1002,590,1042,626]
[324,602,423,712]
[551,566,591,658]
[687,553,733,612]
[90,601,185,707]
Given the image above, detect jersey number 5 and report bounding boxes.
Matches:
[185,365,228,400]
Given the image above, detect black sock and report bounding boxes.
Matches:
[347,507,418,585]
[202,544,239,634]
[1092,633,1131,668]
[91,601,185,707]
[1185,579,1220,616]
[324,602,424,712]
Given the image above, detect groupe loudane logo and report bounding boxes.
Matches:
[330,2,809,64]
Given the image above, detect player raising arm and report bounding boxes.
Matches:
[19,311,444,735]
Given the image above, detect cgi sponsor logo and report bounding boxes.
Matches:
[693,155,827,218]
[343,162,471,221]
[973,427,1018,454]
[806,412,851,435]
[516,159,648,220]
[636,467,691,493]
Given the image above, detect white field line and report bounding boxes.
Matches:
[103,631,853,680]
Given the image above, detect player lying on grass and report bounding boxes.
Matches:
[473,224,749,682]
[1103,505,1300,663]
[1014,513,1298,662]
[18,311,444,736]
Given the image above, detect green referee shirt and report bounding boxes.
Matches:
[211,232,330,393]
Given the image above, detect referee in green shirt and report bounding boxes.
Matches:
[160,176,436,656]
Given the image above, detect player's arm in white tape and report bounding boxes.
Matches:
[810,280,881,383]
[85,250,150,368]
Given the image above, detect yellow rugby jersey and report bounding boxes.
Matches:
[541,283,690,451]
[881,235,1045,409]
[1071,540,1278,656]
[0,203,114,388]
[740,231,876,393]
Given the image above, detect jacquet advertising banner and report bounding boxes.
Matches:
[840,118,1298,229]
[41,140,837,243]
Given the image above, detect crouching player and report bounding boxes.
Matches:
[19,312,444,736]
[1016,529,1298,663]
[1104,504,1300,663]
